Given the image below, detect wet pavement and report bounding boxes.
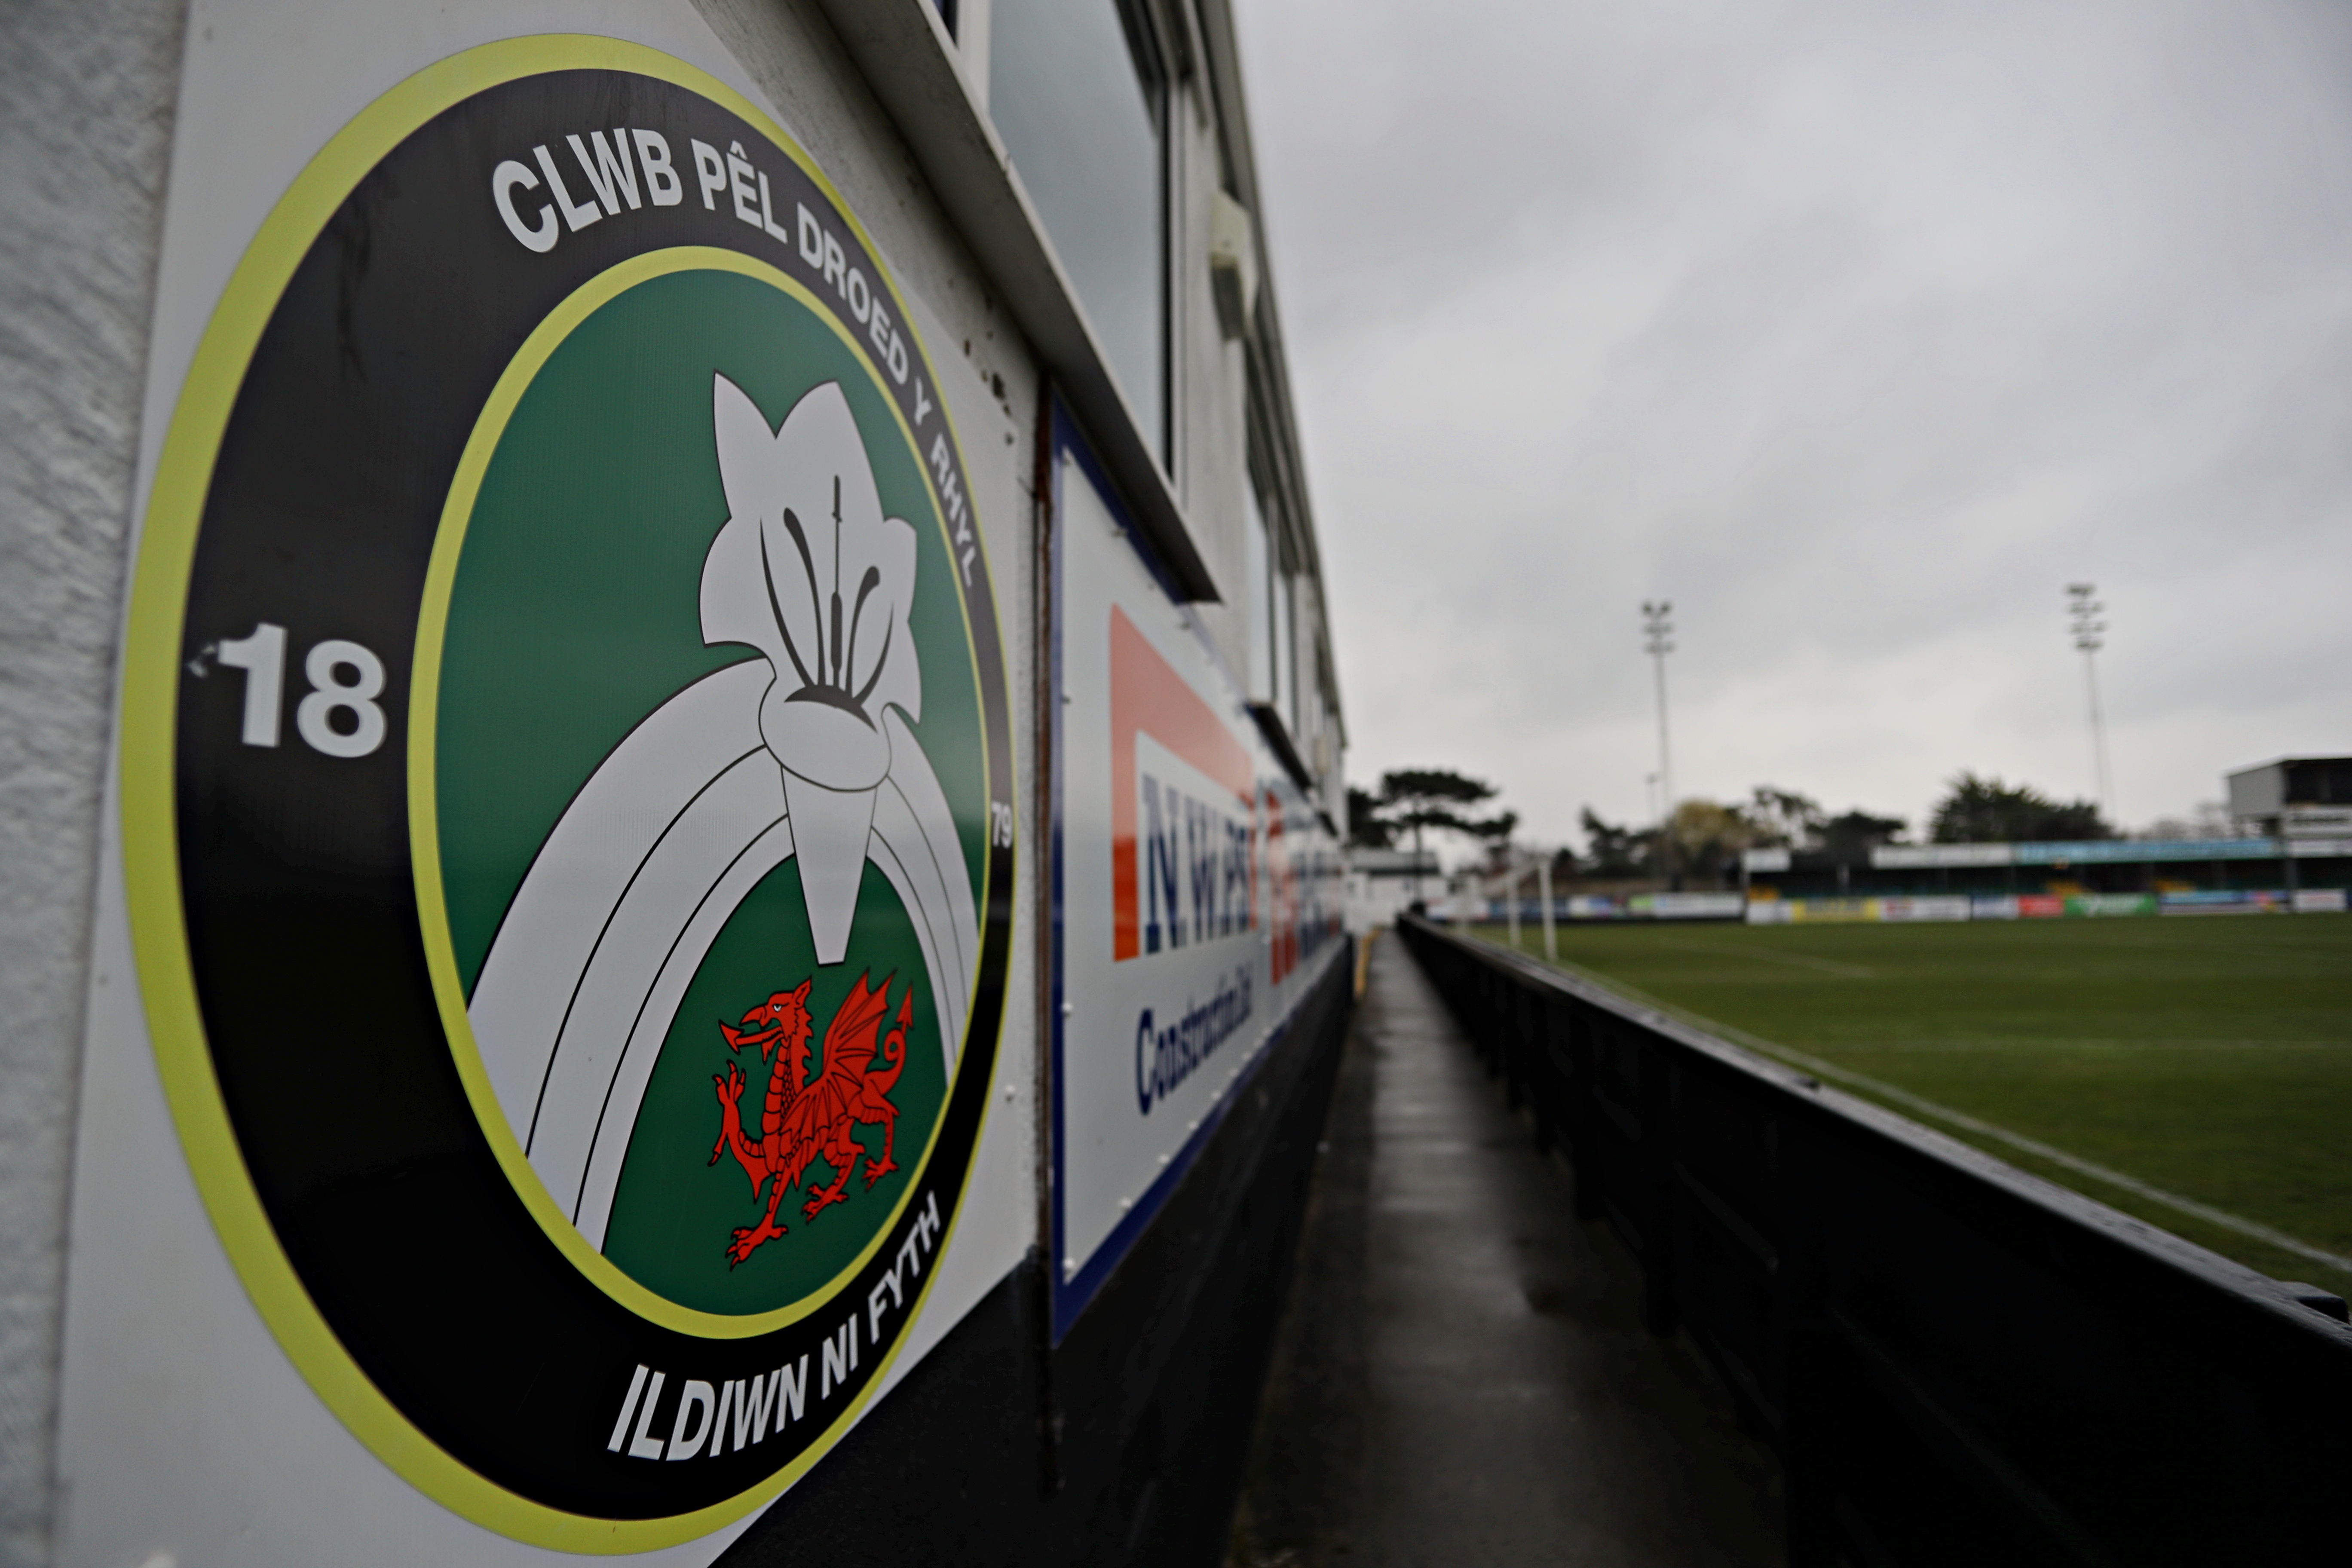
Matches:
[1227,932,1785,1568]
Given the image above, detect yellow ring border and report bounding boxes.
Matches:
[409,247,973,1339]
[119,34,1014,1553]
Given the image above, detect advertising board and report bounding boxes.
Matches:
[1872,844,2014,869]
[1874,839,2304,868]
[1875,896,1972,922]
[1630,891,1746,920]
[2066,894,2157,917]
[2159,889,2292,914]
[2288,837,2352,858]
[1783,898,1881,924]
[1751,896,1971,923]
[1750,891,2337,925]
[1050,407,1343,1336]
[2012,839,2276,864]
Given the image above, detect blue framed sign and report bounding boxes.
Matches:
[1046,402,1343,1338]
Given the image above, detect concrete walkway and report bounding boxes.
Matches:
[1228,933,1784,1568]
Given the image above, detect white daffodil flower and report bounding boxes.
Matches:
[701,374,923,963]
[466,373,978,1248]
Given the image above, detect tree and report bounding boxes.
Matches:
[2144,801,2234,842]
[1931,772,2111,843]
[1357,769,1516,867]
[1346,785,1394,850]
[1820,810,1907,859]
[1668,799,1754,885]
[1746,786,1825,848]
[2035,799,2113,840]
[1579,807,1654,879]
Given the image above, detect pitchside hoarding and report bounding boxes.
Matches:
[1050,407,1344,1335]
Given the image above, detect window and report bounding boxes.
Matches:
[1271,556,1295,736]
[991,0,1168,460]
[1245,483,1273,702]
[1300,626,1324,760]
[1247,474,1299,738]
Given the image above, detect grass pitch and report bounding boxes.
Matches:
[1477,915,2352,1290]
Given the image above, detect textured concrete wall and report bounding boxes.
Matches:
[0,3,186,1563]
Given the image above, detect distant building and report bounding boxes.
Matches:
[1346,847,1444,930]
[1738,753,2352,917]
[2226,756,2352,839]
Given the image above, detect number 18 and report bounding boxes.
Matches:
[215,622,387,759]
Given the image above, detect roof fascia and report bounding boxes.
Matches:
[811,0,1221,600]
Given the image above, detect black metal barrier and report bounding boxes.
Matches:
[1396,915,2352,1567]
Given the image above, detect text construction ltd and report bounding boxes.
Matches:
[1135,969,1253,1115]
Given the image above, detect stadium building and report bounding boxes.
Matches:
[1740,757,2352,920]
[1342,845,1442,929]
[2227,754,2352,839]
[0,4,1347,1563]
[1744,838,2350,919]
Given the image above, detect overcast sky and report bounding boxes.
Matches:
[1234,0,2352,851]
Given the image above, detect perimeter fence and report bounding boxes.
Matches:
[1396,913,2352,1567]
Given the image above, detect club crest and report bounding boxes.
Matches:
[131,49,1012,1540]
[452,359,979,1318]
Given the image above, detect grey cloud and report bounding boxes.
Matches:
[1240,0,2352,846]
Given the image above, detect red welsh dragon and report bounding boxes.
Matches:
[709,971,912,1266]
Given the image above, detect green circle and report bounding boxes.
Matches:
[433,266,986,1314]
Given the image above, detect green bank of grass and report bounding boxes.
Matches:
[1477,915,2352,1290]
